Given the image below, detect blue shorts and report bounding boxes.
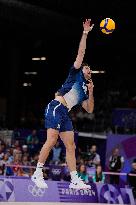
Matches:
[45,100,73,132]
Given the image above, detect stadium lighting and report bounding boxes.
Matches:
[40,57,46,60]
[23,83,32,87]
[24,72,37,75]
[92,71,105,74]
[32,57,46,61]
[32,57,40,61]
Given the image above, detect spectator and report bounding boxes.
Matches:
[26,129,39,145]
[30,153,39,175]
[0,145,4,160]
[22,155,31,176]
[12,140,21,156]
[22,145,29,157]
[13,149,22,161]
[0,153,10,175]
[77,164,89,183]
[0,143,6,153]
[77,157,85,166]
[31,153,39,167]
[76,147,87,165]
[6,148,14,163]
[51,141,62,165]
[0,167,3,175]
[92,165,105,183]
[26,129,39,157]
[11,154,22,176]
[86,145,101,168]
[109,148,124,185]
[127,159,136,199]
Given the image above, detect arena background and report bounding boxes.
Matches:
[0,0,136,205]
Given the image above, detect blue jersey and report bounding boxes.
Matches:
[57,65,88,110]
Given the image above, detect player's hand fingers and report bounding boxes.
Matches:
[90,24,94,30]
[87,83,94,88]
[88,80,93,85]
[87,19,91,24]
[87,84,94,88]
[88,79,93,84]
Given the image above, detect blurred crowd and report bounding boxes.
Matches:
[0,128,136,200]
[70,90,136,134]
[0,130,104,180]
[1,89,136,135]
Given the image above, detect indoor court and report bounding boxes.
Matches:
[0,203,128,205]
[0,1,135,205]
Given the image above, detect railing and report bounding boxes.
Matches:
[3,164,136,178]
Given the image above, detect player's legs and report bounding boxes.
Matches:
[60,131,76,172]
[60,131,91,189]
[38,128,59,163]
[32,100,63,188]
[32,128,59,188]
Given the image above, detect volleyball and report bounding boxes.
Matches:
[100,18,115,34]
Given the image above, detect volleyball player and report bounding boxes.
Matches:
[32,19,94,189]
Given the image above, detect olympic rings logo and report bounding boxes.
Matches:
[28,184,45,197]
[51,168,61,175]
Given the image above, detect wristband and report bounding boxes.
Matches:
[83,30,89,34]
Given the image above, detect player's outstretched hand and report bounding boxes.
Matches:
[83,19,94,33]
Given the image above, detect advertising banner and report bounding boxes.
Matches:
[0,177,135,204]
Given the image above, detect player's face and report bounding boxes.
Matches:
[82,66,92,80]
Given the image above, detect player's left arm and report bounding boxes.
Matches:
[82,79,94,113]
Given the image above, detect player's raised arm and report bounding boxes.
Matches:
[74,19,94,69]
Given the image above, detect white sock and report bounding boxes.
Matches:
[35,162,44,173]
[70,170,78,180]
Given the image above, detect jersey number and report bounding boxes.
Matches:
[82,82,87,94]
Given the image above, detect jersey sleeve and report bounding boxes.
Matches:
[69,65,81,75]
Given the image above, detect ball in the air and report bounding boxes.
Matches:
[100,18,115,34]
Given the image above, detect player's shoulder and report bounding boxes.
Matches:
[69,65,82,74]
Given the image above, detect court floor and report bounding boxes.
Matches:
[0,203,128,205]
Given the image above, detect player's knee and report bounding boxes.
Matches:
[66,142,76,152]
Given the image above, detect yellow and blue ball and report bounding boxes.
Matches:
[100,18,115,34]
